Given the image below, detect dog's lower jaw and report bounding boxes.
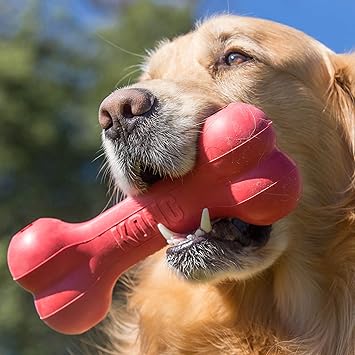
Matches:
[165,220,278,283]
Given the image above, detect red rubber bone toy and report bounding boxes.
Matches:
[7,103,301,335]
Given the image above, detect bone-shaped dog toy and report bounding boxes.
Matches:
[7,103,301,335]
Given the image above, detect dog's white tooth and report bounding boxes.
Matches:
[186,234,194,240]
[157,223,175,242]
[200,208,212,233]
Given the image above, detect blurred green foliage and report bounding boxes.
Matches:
[0,1,193,354]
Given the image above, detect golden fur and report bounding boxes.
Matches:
[92,15,355,355]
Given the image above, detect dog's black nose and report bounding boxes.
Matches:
[98,88,155,139]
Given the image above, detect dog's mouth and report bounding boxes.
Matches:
[136,166,272,280]
[167,220,270,253]
[158,209,272,281]
[140,164,164,185]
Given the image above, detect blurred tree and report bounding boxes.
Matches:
[0,0,193,354]
[91,0,194,104]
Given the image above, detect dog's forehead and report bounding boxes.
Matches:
[196,15,272,40]
[142,14,333,85]
[143,33,210,80]
[195,15,323,54]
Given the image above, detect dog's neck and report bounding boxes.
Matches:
[215,220,354,354]
[217,238,355,355]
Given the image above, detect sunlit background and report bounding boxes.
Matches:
[0,1,354,354]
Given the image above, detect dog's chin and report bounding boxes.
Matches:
[165,220,273,282]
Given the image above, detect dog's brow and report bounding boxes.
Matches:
[204,29,258,49]
[216,32,230,43]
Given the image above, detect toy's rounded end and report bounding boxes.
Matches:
[8,218,66,282]
[39,293,111,335]
[36,271,115,335]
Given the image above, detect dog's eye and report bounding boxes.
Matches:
[224,52,251,66]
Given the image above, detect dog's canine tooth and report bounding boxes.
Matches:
[157,223,175,242]
[159,209,212,245]
[200,208,212,233]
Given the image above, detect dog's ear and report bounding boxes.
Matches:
[332,53,355,100]
[330,53,355,219]
[328,53,355,153]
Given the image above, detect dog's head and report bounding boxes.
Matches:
[99,15,355,283]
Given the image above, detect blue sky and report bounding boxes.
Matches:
[196,0,355,53]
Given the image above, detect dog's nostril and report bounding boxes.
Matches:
[122,103,134,119]
[99,109,113,131]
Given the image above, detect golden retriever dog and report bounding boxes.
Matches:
[96,15,355,355]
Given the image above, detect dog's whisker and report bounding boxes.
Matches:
[96,33,145,59]
[100,175,120,213]
[91,151,106,163]
[114,69,141,89]
[97,159,110,180]
[101,166,111,184]
[123,63,144,72]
